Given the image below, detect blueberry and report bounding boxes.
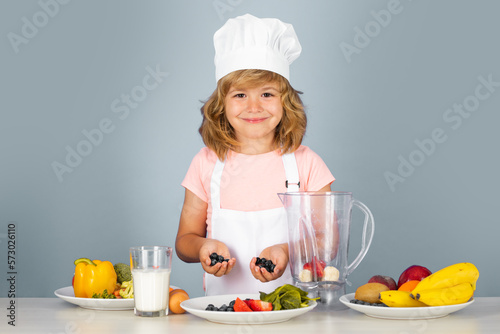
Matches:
[229,300,235,307]
[255,257,275,273]
[370,303,388,307]
[227,307,234,312]
[210,253,230,266]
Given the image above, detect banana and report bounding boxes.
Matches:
[411,262,479,295]
[413,282,474,306]
[379,290,427,307]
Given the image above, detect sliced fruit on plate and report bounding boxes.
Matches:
[247,299,273,311]
[234,297,253,312]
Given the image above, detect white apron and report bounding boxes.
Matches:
[205,152,300,296]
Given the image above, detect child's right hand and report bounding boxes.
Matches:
[199,239,236,277]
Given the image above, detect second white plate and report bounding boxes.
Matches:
[181,293,317,324]
[340,293,474,320]
[54,286,134,310]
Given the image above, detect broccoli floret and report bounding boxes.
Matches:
[114,263,132,283]
[120,280,134,299]
[92,289,116,299]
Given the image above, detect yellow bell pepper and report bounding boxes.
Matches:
[73,259,117,298]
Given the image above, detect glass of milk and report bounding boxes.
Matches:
[130,246,172,317]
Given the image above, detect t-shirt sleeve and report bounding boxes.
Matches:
[181,148,215,203]
[296,146,335,191]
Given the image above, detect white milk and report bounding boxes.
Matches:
[132,269,171,312]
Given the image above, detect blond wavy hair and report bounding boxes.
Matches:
[199,69,307,160]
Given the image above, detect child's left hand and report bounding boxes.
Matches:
[250,244,288,282]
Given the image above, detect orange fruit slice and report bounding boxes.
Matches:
[398,280,420,292]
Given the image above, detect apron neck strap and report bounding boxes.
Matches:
[282,153,300,192]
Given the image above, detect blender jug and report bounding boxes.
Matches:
[278,191,374,309]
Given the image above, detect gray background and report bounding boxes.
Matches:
[1,0,499,298]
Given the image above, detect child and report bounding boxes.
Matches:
[175,14,335,296]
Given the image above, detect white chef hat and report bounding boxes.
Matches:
[213,14,302,83]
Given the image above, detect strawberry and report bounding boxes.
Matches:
[303,256,326,278]
[247,299,273,312]
[233,297,253,312]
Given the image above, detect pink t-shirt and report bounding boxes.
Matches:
[181,145,335,236]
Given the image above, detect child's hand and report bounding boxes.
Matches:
[199,239,236,277]
[250,244,288,282]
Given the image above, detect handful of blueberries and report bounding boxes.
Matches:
[205,299,236,312]
[209,252,229,266]
[255,257,275,273]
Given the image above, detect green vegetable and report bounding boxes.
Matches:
[280,290,302,309]
[91,289,116,299]
[113,263,132,284]
[74,258,96,266]
[120,280,134,299]
[259,284,318,310]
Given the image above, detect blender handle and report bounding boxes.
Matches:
[346,200,375,275]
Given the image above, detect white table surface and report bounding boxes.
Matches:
[1,297,499,334]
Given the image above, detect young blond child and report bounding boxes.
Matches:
[175,14,334,296]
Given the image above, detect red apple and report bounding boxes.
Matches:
[398,265,432,288]
[368,275,397,290]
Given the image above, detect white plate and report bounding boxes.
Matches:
[181,293,317,324]
[55,285,181,310]
[54,286,134,310]
[340,293,474,320]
